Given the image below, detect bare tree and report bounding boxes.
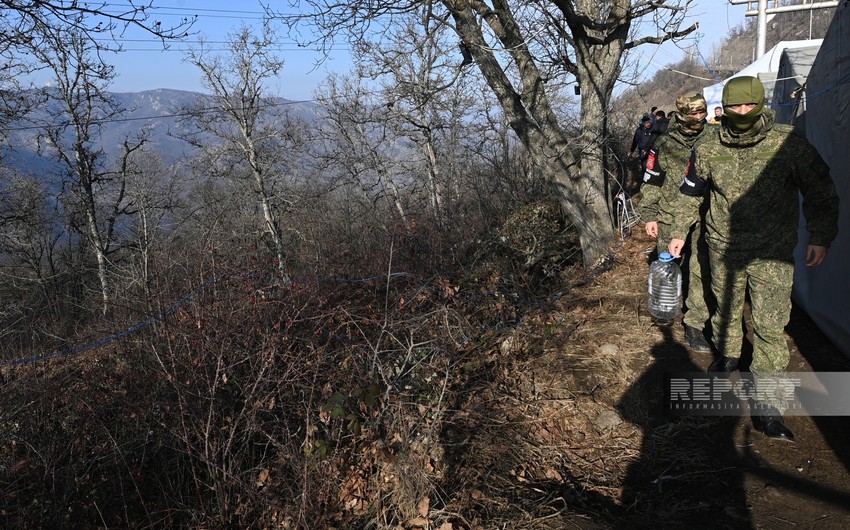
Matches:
[0,62,38,146]
[181,24,302,282]
[0,170,62,351]
[27,25,146,313]
[265,0,697,269]
[0,1,195,137]
[352,7,479,227]
[0,0,195,59]
[112,148,183,310]
[315,74,414,232]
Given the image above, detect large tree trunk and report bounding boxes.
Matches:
[76,143,111,314]
[569,1,632,268]
[246,139,289,282]
[422,132,445,223]
[83,197,110,314]
[446,0,614,269]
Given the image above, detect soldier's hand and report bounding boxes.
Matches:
[645,221,658,238]
[806,245,828,267]
[668,239,685,258]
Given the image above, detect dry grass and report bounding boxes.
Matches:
[1,228,736,529]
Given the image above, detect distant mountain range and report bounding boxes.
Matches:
[1,88,325,175]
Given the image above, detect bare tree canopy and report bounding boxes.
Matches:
[263,0,697,269]
[0,1,196,140]
[0,1,196,69]
[181,24,303,283]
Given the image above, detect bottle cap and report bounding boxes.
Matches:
[659,252,675,262]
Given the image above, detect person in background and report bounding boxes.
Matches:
[640,93,713,353]
[629,114,654,172]
[660,77,839,442]
[649,110,670,148]
[708,106,723,125]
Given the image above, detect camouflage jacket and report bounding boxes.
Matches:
[638,125,708,243]
[660,109,839,260]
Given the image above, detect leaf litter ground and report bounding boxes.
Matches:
[474,230,850,529]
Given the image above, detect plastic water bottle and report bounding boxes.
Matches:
[648,252,682,321]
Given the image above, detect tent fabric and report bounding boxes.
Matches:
[702,39,824,111]
[791,3,850,357]
[773,45,822,126]
[758,71,778,108]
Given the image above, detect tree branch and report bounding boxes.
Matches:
[625,22,698,50]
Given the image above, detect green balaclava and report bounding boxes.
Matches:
[674,92,707,135]
[722,76,765,133]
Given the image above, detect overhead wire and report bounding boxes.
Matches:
[11,3,841,131]
[98,3,269,18]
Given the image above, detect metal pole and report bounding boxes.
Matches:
[730,0,837,57]
[757,0,767,58]
[742,1,839,16]
[810,9,814,39]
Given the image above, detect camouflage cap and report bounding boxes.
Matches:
[674,92,707,135]
[675,92,707,116]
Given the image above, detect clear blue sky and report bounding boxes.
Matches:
[77,1,753,100]
[93,1,351,100]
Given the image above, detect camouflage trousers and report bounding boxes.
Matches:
[708,248,793,375]
[680,223,711,331]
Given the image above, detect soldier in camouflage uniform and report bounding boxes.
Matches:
[640,92,713,353]
[661,77,839,442]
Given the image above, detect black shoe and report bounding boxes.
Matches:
[754,413,795,443]
[708,355,739,373]
[684,325,712,353]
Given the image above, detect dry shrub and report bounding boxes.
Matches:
[4,202,632,529]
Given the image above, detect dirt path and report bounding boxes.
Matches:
[609,233,850,529]
[740,307,850,530]
[430,233,850,530]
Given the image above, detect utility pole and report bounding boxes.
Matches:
[728,0,839,58]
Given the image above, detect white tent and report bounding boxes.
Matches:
[772,44,822,125]
[790,3,850,357]
[702,39,824,112]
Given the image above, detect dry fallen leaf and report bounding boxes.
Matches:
[544,467,563,482]
[417,496,430,517]
[407,517,429,528]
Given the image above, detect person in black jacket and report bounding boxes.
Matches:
[628,114,655,192]
[649,110,670,148]
[630,114,654,163]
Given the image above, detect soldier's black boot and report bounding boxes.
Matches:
[683,325,712,353]
[708,355,739,373]
[753,409,795,443]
